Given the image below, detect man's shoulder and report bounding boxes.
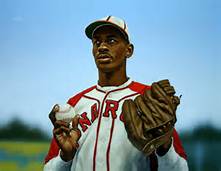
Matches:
[129,81,151,94]
[67,85,96,107]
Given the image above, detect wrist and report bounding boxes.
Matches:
[60,150,75,162]
[156,138,172,156]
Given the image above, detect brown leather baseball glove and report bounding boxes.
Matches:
[122,79,180,156]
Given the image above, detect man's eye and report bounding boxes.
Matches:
[93,40,100,46]
[108,38,116,44]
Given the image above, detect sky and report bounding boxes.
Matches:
[0,0,220,134]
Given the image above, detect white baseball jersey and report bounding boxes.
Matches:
[44,79,188,171]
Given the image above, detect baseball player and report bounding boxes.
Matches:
[43,16,188,171]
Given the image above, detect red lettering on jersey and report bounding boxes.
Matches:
[91,103,98,123]
[79,112,91,132]
[103,100,118,119]
[119,112,124,123]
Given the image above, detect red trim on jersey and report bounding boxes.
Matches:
[44,138,59,163]
[127,81,187,168]
[93,93,108,171]
[68,85,96,107]
[106,118,115,171]
[83,95,100,104]
[83,95,101,115]
[44,86,96,164]
[83,95,101,123]
[172,129,187,160]
[96,87,106,93]
[44,81,187,169]
[117,92,139,103]
[148,129,187,170]
[103,100,119,119]
[128,81,151,94]
[79,112,92,132]
[149,152,158,171]
[93,84,132,171]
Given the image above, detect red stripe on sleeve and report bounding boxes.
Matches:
[44,85,96,164]
[67,85,96,106]
[129,81,187,160]
[128,81,151,94]
[173,129,187,160]
[44,138,60,164]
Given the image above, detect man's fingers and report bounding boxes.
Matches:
[172,96,180,105]
[122,99,143,139]
[151,83,172,106]
[72,114,80,129]
[171,96,180,111]
[53,126,70,136]
[54,120,70,129]
[157,79,176,96]
[163,86,175,96]
[144,90,173,119]
[70,128,81,141]
[49,104,60,126]
[157,79,170,88]
[70,115,82,142]
[154,80,180,111]
[53,125,81,140]
[146,92,173,115]
[53,104,60,112]
[134,96,156,126]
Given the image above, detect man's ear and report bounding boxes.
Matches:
[125,43,134,58]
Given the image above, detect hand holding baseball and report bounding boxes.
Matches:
[49,104,81,161]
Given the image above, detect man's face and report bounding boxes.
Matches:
[92,26,132,73]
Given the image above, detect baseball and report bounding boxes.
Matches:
[55,104,75,123]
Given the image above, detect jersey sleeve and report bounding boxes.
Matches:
[44,138,59,164]
[43,137,74,171]
[43,154,72,171]
[43,86,96,169]
[130,82,188,170]
[156,129,188,171]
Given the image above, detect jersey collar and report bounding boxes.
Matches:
[96,78,133,93]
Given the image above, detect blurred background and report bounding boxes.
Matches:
[0,0,220,170]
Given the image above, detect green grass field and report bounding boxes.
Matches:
[0,141,50,171]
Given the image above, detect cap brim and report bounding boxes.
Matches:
[85,21,129,41]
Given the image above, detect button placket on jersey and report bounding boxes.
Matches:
[96,91,112,167]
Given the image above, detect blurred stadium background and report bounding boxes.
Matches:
[0,118,221,171]
[1,0,220,170]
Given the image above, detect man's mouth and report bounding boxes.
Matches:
[97,54,113,63]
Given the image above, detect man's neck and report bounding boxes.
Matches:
[98,70,128,87]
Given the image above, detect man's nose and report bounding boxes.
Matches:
[98,42,109,53]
